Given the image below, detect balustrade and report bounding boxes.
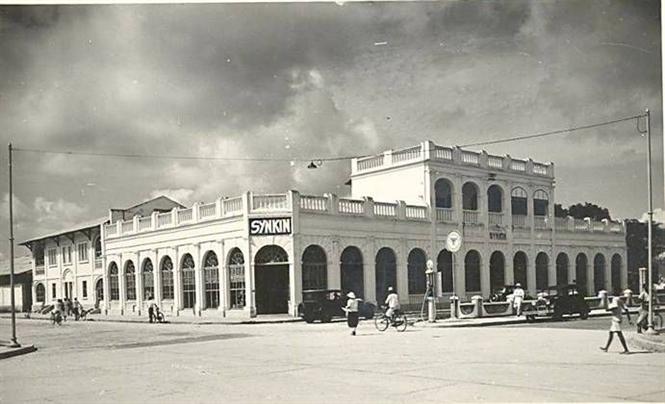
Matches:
[533,163,548,175]
[488,212,503,226]
[461,151,480,165]
[463,210,480,224]
[105,224,117,236]
[534,215,549,229]
[510,159,526,171]
[223,197,243,215]
[300,195,328,211]
[199,203,216,218]
[157,212,172,228]
[138,217,152,231]
[555,217,570,231]
[252,194,289,211]
[374,202,396,217]
[121,220,133,234]
[573,219,588,231]
[434,146,453,160]
[338,199,364,214]
[392,146,421,163]
[405,205,428,220]
[512,214,528,228]
[436,208,454,223]
[488,156,503,169]
[178,208,193,223]
[356,155,384,171]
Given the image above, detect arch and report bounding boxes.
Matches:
[302,245,328,291]
[487,185,503,213]
[511,187,528,216]
[124,260,136,301]
[341,246,364,298]
[535,252,549,290]
[611,254,622,294]
[575,253,588,295]
[35,283,45,303]
[489,251,505,293]
[533,189,549,216]
[407,248,427,295]
[160,256,174,300]
[202,251,219,309]
[180,253,196,309]
[227,248,246,309]
[375,247,397,303]
[254,245,289,314]
[141,258,154,300]
[594,254,606,293]
[555,253,569,286]
[437,249,453,293]
[435,178,453,209]
[464,250,481,293]
[462,182,479,210]
[95,278,104,303]
[108,262,119,301]
[513,251,528,287]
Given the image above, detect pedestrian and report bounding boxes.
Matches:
[600,296,632,354]
[59,299,67,322]
[66,298,74,318]
[513,283,525,316]
[148,302,155,324]
[636,283,650,334]
[73,298,82,321]
[344,291,360,336]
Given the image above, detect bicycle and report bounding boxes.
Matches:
[374,308,407,332]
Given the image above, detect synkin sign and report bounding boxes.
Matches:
[249,217,292,236]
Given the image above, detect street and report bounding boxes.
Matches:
[0,316,663,403]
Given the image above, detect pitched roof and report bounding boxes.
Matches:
[0,255,33,276]
[118,195,185,211]
[19,216,108,246]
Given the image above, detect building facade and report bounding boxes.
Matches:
[24,141,627,319]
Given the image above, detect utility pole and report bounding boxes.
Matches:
[8,143,20,347]
[644,109,657,335]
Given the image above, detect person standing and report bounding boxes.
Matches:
[513,283,525,316]
[344,292,360,336]
[635,283,650,334]
[600,296,632,354]
[73,298,82,321]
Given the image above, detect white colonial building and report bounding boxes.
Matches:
[24,141,627,319]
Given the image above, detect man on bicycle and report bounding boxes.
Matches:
[384,286,400,320]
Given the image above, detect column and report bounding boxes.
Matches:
[364,237,376,304]
[480,248,490,298]
[526,248,537,296]
[329,238,341,290]
[217,241,225,315]
[396,240,408,301]
[456,249,466,299]
[136,257,143,316]
[194,244,203,316]
[154,250,162,305]
[174,248,182,313]
[118,258,126,315]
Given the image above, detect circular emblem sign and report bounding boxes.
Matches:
[446,230,462,253]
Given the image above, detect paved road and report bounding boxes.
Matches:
[1,317,663,403]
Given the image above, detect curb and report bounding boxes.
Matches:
[0,345,37,360]
[1,314,303,326]
[630,333,665,353]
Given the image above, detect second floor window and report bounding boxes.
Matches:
[62,246,72,265]
[78,243,89,262]
[47,249,57,267]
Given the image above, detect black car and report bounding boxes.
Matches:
[298,289,376,323]
[523,284,590,321]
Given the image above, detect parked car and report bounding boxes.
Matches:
[298,289,376,323]
[489,285,534,302]
[523,284,590,322]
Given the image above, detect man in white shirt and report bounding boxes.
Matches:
[384,286,400,319]
[513,283,525,316]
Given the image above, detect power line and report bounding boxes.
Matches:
[13,113,646,162]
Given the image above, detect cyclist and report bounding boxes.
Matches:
[384,286,400,321]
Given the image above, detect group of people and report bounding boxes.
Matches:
[147,301,165,323]
[343,286,400,336]
[52,297,84,322]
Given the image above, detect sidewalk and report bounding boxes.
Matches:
[630,332,665,352]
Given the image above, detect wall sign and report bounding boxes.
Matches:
[489,232,507,240]
[249,217,292,236]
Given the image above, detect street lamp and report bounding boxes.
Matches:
[425,259,435,322]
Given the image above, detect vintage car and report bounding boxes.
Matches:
[489,285,534,302]
[523,284,590,322]
[298,289,376,323]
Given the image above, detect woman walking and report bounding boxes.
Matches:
[344,292,360,336]
[600,296,632,354]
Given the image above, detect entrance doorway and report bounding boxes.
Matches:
[95,278,104,307]
[254,245,290,314]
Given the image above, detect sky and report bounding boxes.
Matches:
[0,0,663,260]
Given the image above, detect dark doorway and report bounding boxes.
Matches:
[255,245,290,314]
[375,247,397,304]
[341,247,364,298]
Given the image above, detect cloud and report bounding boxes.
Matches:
[641,208,665,224]
[149,188,195,206]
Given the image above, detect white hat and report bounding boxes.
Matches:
[388,286,394,292]
[515,283,522,288]
[608,296,621,309]
[346,292,356,299]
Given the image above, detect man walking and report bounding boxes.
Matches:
[513,283,525,316]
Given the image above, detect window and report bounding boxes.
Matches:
[62,246,72,265]
[109,263,119,301]
[142,259,154,300]
[35,245,45,266]
[533,190,549,216]
[511,187,528,216]
[78,243,89,262]
[125,261,136,300]
[51,283,57,299]
[36,283,45,302]
[161,257,174,300]
[204,252,219,309]
[48,249,57,267]
[302,245,327,290]
[82,280,88,299]
[181,254,196,309]
[94,237,102,259]
[228,249,245,309]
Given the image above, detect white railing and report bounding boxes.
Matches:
[405,205,428,220]
[105,224,117,236]
[338,199,364,215]
[555,217,570,231]
[592,221,605,232]
[223,197,243,215]
[488,156,503,169]
[138,217,152,231]
[461,151,479,165]
[121,220,133,234]
[434,146,453,160]
[199,203,216,218]
[609,223,623,233]
[392,146,421,163]
[489,212,503,226]
[534,216,548,229]
[374,202,396,217]
[463,210,479,224]
[574,219,588,231]
[357,155,384,171]
[300,195,328,211]
[253,194,289,211]
[178,208,193,223]
[512,214,528,228]
[436,208,454,222]
[533,163,548,175]
[510,160,526,171]
[157,212,172,228]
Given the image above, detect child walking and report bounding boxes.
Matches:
[600,296,632,354]
[344,292,360,336]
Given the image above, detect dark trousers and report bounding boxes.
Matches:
[603,331,629,351]
[148,307,154,323]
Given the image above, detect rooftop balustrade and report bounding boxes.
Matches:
[351,141,555,178]
[103,191,624,239]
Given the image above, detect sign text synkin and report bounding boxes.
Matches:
[249,217,292,236]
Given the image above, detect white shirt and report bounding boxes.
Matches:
[513,288,525,302]
[385,293,400,309]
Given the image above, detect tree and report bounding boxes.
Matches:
[625,219,665,291]
[554,203,568,218]
[567,202,611,221]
